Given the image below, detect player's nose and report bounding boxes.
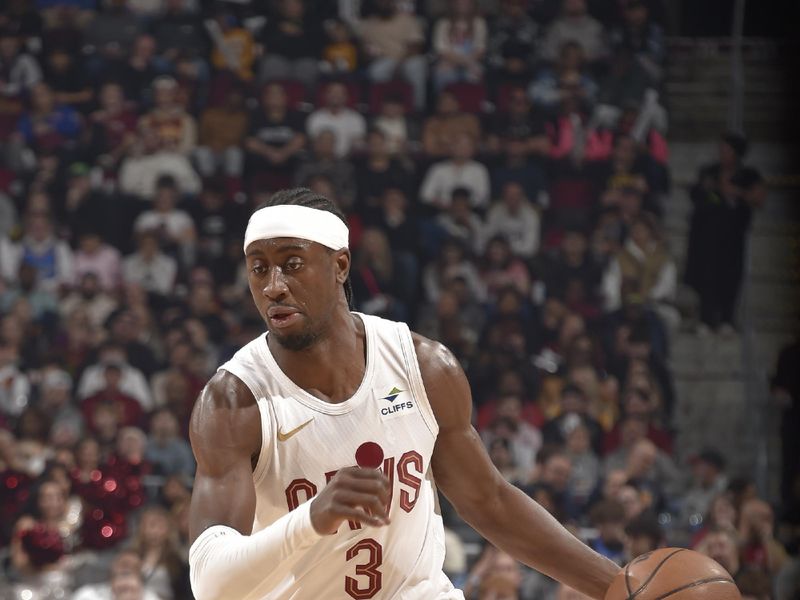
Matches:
[261,267,289,300]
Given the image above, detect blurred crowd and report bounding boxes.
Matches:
[0,0,795,599]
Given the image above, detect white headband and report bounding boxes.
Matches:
[243,205,349,253]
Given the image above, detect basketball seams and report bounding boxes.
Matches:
[628,548,687,599]
[652,577,736,600]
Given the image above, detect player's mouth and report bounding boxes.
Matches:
[267,306,302,329]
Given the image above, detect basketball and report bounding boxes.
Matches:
[605,548,741,600]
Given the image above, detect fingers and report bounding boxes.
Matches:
[333,489,390,521]
[334,505,390,528]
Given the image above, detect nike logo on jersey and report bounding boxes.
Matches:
[277,418,314,441]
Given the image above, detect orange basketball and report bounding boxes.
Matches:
[605,548,741,600]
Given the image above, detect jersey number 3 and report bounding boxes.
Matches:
[345,538,382,599]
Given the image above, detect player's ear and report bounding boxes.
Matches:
[334,249,350,284]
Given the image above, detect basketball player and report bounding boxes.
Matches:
[188,189,620,599]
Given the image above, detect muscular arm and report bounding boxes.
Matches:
[414,335,620,600]
[187,371,323,600]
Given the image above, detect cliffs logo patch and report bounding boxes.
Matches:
[382,387,403,402]
[379,386,417,421]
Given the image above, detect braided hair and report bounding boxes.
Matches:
[255,188,353,307]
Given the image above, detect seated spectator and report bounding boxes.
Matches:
[87,82,138,171]
[118,131,201,200]
[487,86,550,158]
[73,549,162,600]
[701,527,742,578]
[436,187,486,254]
[464,546,524,600]
[357,0,427,109]
[564,417,600,508]
[422,238,485,304]
[306,82,366,158]
[609,0,665,83]
[244,82,307,191]
[0,27,42,106]
[540,0,608,64]
[151,0,209,75]
[738,498,788,576]
[354,128,411,218]
[6,519,71,599]
[83,0,142,78]
[485,182,541,259]
[602,386,672,455]
[486,0,538,82]
[624,513,664,561]
[42,45,93,111]
[690,493,738,549]
[16,81,82,158]
[205,10,255,82]
[479,235,531,300]
[420,132,490,210]
[77,344,153,411]
[23,477,81,551]
[15,210,75,293]
[257,0,322,88]
[367,187,418,256]
[530,41,598,116]
[129,505,190,599]
[122,230,178,298]
[592,134,657,212]
[321,19,358,75]
[133,175,197,268]
[432,0,487,90]
[194,84,248,180]
[587,500,627,564]
[81,363,145,433]
[60,272,118,330]
[601,212,677,327]
[145,409,194,479]
[422,90,481,158]
[138,76,197,158]
[372,93,417,156]
[350,228,416,321]
[72,231,123,292]
[190,183,247,281]
[114,34,162,107]
[594,50,663,132]
[542,384,604,454]
[0,262,58,323]
[528,449,576,521]
[106,308,160,378]
[294,130,356,210]
[480,393,542,481]
[680,449,729,530]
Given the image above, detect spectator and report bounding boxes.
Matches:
[16,81,82,157]
[357,0,427,109]
[484,181,541,259]
[587,500,627,564]
[6,519,71,599]
[60,272,118,330]
[601,212,677,326]
[609,0,665,83]
[0,262,58,323]
[355,128,411,218]
[294,130,356,209]
[77,344,153,411]
[73,548,162,600]
[205,10,255,82]
[624,513,664,560]
[685,132,766,334]
[681,449,729,530]
[15,210,75,293]
[42,46,93,111]
[114,34,161,107]
[0,27,42,102]
[432,0,488,90]
[464,546,524,600]
[122,230,178,298]
[244,82,307,191]
[422,90,481,158]
[150,0,209,73]
[138,76,197,158]
[530,41,598,115]
[420,132,490,209]
[129,505,190,599]
[486,0,538,79]
[540,0,608,64]
[87,82,138,171]
[321,18,358,75]
[145,409,194,478]
[132,175,197,267]
[479,235,531,301]
[701,527,741,578]
[481,393,543,481]
[257,0,321,88]
[738,498,788,576]
[542,384,604,454]
[306,82,366,158]
[372,93,417,156]
[564,417,601,508]
[530,450,576,521]
[436,187,486,254]
[690,493,737,549]
[72,232,123,292]
[194,84,248,180]
[422,238,485,304]
[83,0,142,77]
[487,86,550,159]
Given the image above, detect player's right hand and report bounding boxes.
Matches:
[309,467,391,535]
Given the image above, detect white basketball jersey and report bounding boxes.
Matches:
[219,313,465,600]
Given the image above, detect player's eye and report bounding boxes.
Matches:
[250,264,266,275]
[285,258,303,271]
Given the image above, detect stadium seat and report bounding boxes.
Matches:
[443,82,489,114]
[368,81,415,115]
[314,80,363,110]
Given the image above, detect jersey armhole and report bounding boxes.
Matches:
[217,367,273,483]
[396,323,440,438]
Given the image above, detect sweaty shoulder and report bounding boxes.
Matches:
[411,332,472,429]
[189,370,262,472]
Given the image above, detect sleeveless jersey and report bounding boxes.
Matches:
[219,313,464,600]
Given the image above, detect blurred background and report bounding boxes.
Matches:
[0,0,797,598]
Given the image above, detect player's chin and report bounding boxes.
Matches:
[270,324,319,352]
